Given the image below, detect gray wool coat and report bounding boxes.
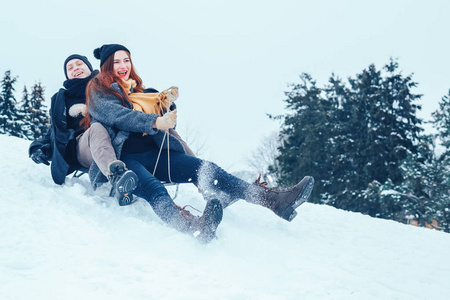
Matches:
[87,82,186,189]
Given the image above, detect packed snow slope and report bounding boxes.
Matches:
[1,134,449,300]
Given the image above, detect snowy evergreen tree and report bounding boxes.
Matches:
[348,61,422,184]
[333,61,424,214]
[270,73,334,202]
[21,85,32,112]
[0,70,25,138]
[430,90,450,232]
[28,82,49,140]
[273,60,425,218]
[369,138,435,224]
[321,75,360,207]
[19,85,34,139]
[368,89,450,232]
[432,90,450,157]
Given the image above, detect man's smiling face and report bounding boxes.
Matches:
[66,59,92,79]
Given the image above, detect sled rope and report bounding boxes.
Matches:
[152,87,177,184]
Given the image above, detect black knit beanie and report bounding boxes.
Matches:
[93,44,130,67]
[64,54,94,79]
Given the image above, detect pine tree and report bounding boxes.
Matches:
[432,90,450,156]
[269,73,334,202]
[273,60,425,218]
[382,60,423,182]
[347,61,422,186]
[337,61,424,215]
[28,82,49,140]
[430,90,450,232]
[367,88,450,232]
[322,75,361,207]
[0,70,24,138]
[19,85,34,139]
[412,139,448,230]
[375,138,435,224]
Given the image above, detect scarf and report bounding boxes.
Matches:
[123,79,169,116]
[63,70,99,98]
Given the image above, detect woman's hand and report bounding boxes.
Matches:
[154,109,177,131]
[161,86,179,108]
[164,86,178,102]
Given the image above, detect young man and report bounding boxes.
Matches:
[29,54,138,206]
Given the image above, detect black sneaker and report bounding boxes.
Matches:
[108,160,139,206]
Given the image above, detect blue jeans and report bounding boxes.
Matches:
[121,148,250,222]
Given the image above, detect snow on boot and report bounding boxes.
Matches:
[171,199,223,244]
[107,160,139,206]
[195,199,223,243]
[245,175,314,222]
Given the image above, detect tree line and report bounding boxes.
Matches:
[0,70,49,140]
[267,59,450,233]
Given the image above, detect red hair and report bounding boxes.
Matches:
[81,51,144,130]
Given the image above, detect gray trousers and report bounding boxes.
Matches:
[76,122,116,176]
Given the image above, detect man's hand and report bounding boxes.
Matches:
[30,148,50,166]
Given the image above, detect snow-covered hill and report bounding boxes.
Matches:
[1,134,449,300]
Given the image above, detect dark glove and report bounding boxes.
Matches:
[30,148,50,166]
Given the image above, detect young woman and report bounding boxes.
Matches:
[82,44,315,242]
[29,54,138,206]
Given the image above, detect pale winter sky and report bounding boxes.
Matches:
[1,0,450,172]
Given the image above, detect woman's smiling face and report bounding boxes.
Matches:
[113,50,131,81]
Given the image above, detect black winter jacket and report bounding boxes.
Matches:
[28,72,98,184]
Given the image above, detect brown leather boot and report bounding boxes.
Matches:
[245,175,314,222]
[171,199,223,243]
